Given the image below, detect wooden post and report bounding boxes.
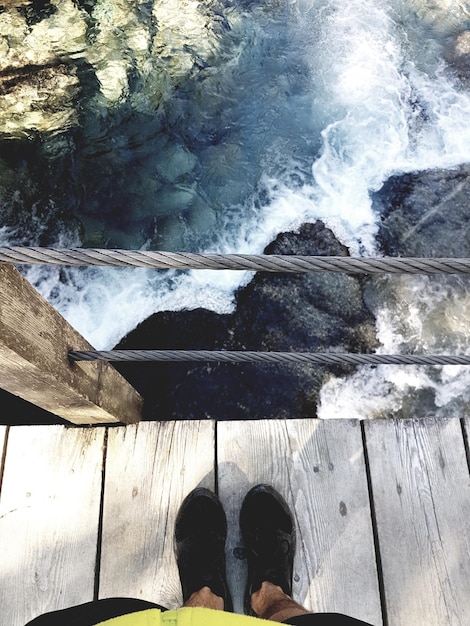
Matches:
[0,263,142,424]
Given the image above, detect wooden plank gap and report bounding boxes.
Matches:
[94,427,109,601]
[0,426,9,497]
[360,420,388,626]
[214,420,219,497]
[460,419,470,477]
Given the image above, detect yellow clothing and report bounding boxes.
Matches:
[97,607,275,626]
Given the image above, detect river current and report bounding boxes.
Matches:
[1,0,470,419]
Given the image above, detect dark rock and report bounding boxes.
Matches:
[376,164,470,257]
[115,221,377,420]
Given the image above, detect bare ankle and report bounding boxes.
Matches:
[183,586,224,611]
[251,581,308,622]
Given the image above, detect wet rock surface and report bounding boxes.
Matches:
[115,221,378,420]
[375,163,470,257]
[339,163,470,422]
[0,0,230,139]
[0,1,86,137]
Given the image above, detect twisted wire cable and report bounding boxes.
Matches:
[1,247,470,274]
[68,350,470,366]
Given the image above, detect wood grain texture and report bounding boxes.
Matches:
[217,419,382,624]
[99,421,215,608]
[365,418,470,626]
[0,425,105,626]
[0,263,142,424]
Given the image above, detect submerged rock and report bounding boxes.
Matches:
[0,0,236,138]
[0,0,265,255]
[115,221,377,420]
[0,1,85,137]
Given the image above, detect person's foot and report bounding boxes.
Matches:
[240,484,296,615]
[175,488,233,611]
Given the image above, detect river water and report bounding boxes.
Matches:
[1,0,470,418]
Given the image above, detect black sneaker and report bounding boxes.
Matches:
[240,484,296,615]
[175,488,233,611]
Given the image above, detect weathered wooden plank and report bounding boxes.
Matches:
[0,263,142,424]
[99,421,215,608]
[0,425,105,626]
[365,418,470,626]
[217,419,382,624]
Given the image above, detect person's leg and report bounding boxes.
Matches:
[251,581,308,622]
[175,487,232,611]
[251,583,373,624]
[251,581,309,621]
[25,598,166,626]
[182,586,224,610]
[240,485,374,626]
[240,484,301,619]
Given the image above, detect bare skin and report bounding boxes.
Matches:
[251,581,309,622]
[183,581,309,622]
[183,586,224,611]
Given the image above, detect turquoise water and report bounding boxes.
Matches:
[2,0,470,417]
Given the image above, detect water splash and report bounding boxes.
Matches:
[318,274,470,420]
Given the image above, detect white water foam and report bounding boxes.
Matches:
[318,275,470,419]
[311,1,470,419]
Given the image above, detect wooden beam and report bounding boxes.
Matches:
[0,263,142,424]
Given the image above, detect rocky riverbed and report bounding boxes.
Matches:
[115,159,470,421]
[115,221,378,420]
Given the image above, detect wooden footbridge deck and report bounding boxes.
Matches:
[1,417,470,626]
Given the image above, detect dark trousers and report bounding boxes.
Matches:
[25,598,373,625]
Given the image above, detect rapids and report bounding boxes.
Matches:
[1,0,470,418]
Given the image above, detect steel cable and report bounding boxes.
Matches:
[69,350,470,366]
[2,247,470,274]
